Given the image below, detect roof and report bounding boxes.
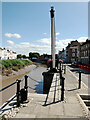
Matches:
[81,39,90,46]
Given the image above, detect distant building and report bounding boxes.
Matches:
[66,40,80,63]
[2,48,8,60]
[39,54,51,64]
[58,48,66,62]
[80,39,90,64]
[0,48,17,60]
[58,39,90,65]
[0,48,3,60]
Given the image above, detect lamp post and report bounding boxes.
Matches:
[50,6,55,68]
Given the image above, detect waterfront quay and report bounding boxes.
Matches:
[0,64,89,119]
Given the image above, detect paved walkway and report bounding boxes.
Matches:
[67,65,90,89]
[13,66,89,119]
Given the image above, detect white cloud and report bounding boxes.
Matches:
[7,41,51,55]
[55,37,88,53]
[43,33,47,35]
[7,40,14,45]
[5,33,12,38]
[5,33,21,38]
[20,42,30,45]
[13,33,21,38]
[6,36,88,55]
[38,38,51,45]
[77,37,88,42]
[56,32,60,36]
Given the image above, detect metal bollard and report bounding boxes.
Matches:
[59,69,62,85]
[64,65,66,74]
[78,71,81,89]
[60,62,61,71]
[61,77,65,101]
[16,79,21,107]
[59,69,62,79]
[24,75,28,101]
[62,64,63,71]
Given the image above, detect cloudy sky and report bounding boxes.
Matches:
[2,2,88,55]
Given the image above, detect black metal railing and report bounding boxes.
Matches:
[0,75,28,110]
[0,81,17,92]
[0,81,17,110]
[0,73,44,110]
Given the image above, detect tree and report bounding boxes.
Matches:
[29,52,33,60]
[17,54,23,59]
[29,52,40,60]
[22,55,26,58]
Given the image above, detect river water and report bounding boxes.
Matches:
[27,65,47,94]
[0,64,47,107]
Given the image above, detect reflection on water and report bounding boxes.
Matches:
[34,79,43,94]
[27,65,47,94]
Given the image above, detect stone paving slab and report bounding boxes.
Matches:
[64,104,84,117]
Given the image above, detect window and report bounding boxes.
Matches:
[86,51,87,56]
[72,53,75,57]
[84,51,85,56]
[72,48,75,52]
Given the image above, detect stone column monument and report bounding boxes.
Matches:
[50,6,55,68]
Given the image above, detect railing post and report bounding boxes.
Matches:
[59,69,62,78]
[24,75,28,100]
[59,62,62,85]
[78,71,81,89]
[60,62,61,71]
[16,79,21,107]
[62,64,63,71]
[64,65,66,74]
[61,77,65,101]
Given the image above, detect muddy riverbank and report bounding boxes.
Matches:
[0,64,36,106]
[0,63,47,106]
[2,64,36,88]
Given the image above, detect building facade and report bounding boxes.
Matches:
[80,39,90,64]
[0,48,17,60]
[0,48,3,60]
[58,48,66,62]
[66,40,80,63]
[58,39,90,65]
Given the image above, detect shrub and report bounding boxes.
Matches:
[0,59,32,75]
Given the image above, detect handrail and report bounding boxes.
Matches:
[0,77,25,93]
[0,81,17,92]
[0,94,17,111]
[28,76,40,83]
[0,77,24,110]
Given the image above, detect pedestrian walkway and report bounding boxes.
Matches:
[2,66,89,119]
[13,66,88,119]
[67,65,90,89]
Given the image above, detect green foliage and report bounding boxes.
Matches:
[0,59,32,69]
[22,55,26,58]
[29,52,40,59]
[17,54,23,59]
